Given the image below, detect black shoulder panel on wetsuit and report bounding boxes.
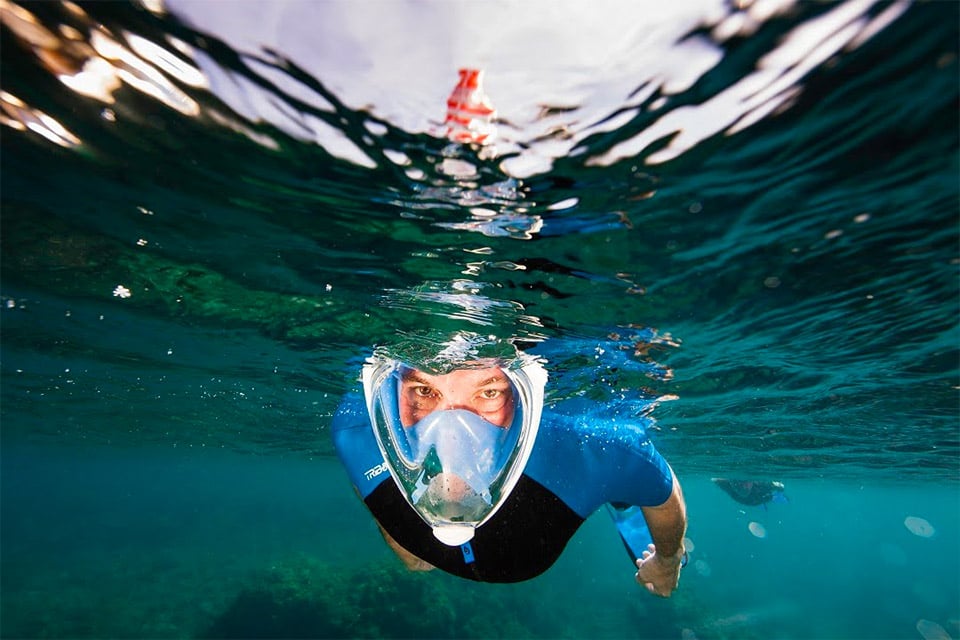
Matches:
[365,475,585,583]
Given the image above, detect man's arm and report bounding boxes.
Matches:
[636,469,687,597]
[377,523,436,572]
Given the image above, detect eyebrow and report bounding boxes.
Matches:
[401,373,434,386]
[400,372,510,388]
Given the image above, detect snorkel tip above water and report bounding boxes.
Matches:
[444,68,497,146]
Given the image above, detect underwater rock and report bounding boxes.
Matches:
[203,555,541,639]
[711,478,787,507]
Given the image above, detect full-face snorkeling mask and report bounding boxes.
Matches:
[362,352,547,546]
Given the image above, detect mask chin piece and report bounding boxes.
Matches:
[432,524,475,546]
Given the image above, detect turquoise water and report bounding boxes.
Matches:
[1,1,958,638]
[1,444,957,639]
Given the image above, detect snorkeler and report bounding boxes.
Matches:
[332,333,688,597]
[712,477,788,508]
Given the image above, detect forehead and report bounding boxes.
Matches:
[400,366,509,386]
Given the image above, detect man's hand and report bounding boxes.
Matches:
[637,468,687,597]
[635,543,684,597]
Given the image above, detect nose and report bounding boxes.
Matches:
[435,389,476,414]
[438,399,471,413]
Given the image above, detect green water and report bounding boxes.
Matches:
[1,0,957,638]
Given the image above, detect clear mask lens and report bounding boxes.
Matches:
[363,356,547,545]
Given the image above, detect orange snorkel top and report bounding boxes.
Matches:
[444,68,497,145]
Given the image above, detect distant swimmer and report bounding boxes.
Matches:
[712,478,788,508]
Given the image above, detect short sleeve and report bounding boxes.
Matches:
[524,412,675,517]
[331,393,391,498]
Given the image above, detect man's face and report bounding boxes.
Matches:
[398,366,516,428]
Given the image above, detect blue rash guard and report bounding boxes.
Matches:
[332,392,674,583]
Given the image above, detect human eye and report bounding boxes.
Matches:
[413,385,436,398]
[476,385,512,409]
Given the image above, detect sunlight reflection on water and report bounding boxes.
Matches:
[1,0,917,178]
